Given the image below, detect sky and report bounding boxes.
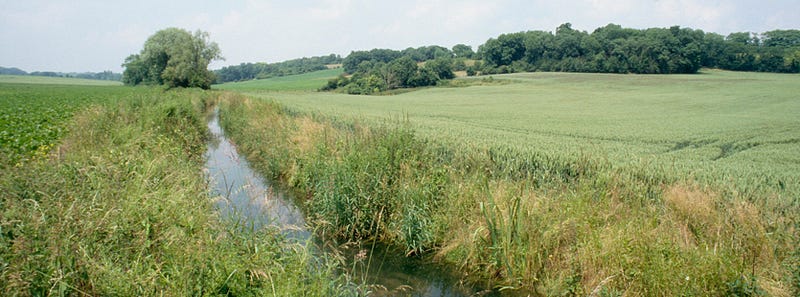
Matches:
[1,0,799,73]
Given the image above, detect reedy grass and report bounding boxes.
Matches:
[0,88,356,296]
[218,92,799,296]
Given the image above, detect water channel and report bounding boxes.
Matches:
[203,108,515,296]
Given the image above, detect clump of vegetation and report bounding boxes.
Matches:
[218,93,798,296]
[122,28,222,89]
[0,85,356,296]
[321,47,460,94]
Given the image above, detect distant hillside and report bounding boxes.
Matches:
[0,66,27,75]
[0,66,122,81]
[214,54,342,83]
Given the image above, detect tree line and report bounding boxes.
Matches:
[477,23,800,74]
[214,54,342,83]
[0,66,121,81]
[121,24,799,90]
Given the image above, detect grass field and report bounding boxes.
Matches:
[217,69,800,295]
[0,74,122,86]
[237,69,800,196]
[213,68,343,92]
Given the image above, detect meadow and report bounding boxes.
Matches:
[0,79,356,296]
[217,69,800,295]
[215,68,343,92]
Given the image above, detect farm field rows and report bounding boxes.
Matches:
[238,69,800,196]
[0,83,137,164]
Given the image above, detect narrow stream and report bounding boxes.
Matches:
[204,108,511,296]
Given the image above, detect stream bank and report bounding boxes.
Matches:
[204,107,509,296]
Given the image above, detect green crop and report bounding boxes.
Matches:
[242,69,800,197]
[0,83,141,165]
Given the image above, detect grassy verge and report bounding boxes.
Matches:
[219,93,799,296]
[0,88,355,296]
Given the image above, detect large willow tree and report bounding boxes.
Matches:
[122,28,222,89]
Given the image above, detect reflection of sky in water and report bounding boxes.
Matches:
[204,108,308,239]
[203,108,523,297]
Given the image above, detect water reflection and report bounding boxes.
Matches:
[204,108,308,239]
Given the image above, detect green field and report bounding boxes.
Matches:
[236,69,800,195]
[214,68,343,92]
[0,74,122,86]
[3,69,798,295]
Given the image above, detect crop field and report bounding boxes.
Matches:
[237,69,800,196]
[215,69,800,295]
[0,83,137,165]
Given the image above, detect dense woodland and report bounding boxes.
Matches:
[477,23,800,74]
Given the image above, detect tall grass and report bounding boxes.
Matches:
[0,89,356,296]
[219,92,799,296]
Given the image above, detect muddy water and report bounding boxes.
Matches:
[204,108,515,296]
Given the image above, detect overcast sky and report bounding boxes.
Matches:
[1,0,799,73]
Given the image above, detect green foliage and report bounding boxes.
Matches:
[452,44,476,59]
[424,58,456,80]
[726,276,767,297]
[342,49,403,74]
[328,52,456,94]
[477,23,800,74]
[123,28,222,89]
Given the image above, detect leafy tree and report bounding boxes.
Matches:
[452,44,475,59]
[762,30,800,47]
[727,32,759,45]
[382,57,418,88]
[424,58,455,80]
[123,28,222,89]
